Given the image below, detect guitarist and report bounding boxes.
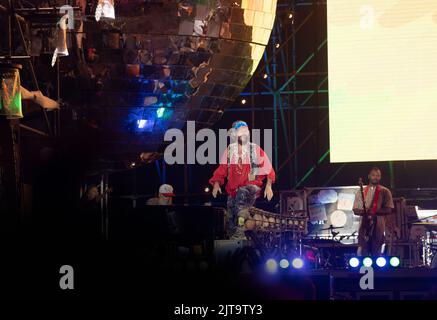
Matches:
[353,167,394,256]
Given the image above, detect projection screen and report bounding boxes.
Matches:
[327,1,437,162]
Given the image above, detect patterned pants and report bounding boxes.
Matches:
[226,185,260,237]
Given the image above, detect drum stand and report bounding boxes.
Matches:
[422,232,434,267]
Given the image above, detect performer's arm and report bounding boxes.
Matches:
[255,147,275,182]
[264,178,274,201]
[209,149,228,197]
[353,191,365,216]
[353,209,365,216]
[257,146,275,201]
[376,189,394,216]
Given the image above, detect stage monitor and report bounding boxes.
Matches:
[327,1,437,162]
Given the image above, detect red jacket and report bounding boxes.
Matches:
[209,144,275,197]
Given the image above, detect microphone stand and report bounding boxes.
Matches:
[358,178,372,254]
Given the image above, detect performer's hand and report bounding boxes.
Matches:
[353,208,365,216]
[264,185,273,201]
[212,182,222,198]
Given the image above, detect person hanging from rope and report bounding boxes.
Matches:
[209,121,275,239]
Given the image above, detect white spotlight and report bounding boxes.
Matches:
[376,257,387,267]
[279,259,289,269]
[363,257,373,267]
[291,257,304,269]
[265,258,278,274]
[349,257,360,268]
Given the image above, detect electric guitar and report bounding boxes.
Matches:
[358,178,376,243]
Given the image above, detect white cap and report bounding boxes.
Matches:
[159,184,174,197]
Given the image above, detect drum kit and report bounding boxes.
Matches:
[413,222,437,268]
[243,207,307,234]
[239,205,437,270]
[241,207,357,269]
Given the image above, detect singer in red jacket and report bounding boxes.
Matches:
[209,121,275,239]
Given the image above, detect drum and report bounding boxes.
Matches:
[247,207,308,233]
[254,214,263,227]
[262,215,269,229]
[245,218,256,230]
[339,237,356,245]
[268,217,276,228]
[275,218,281,226]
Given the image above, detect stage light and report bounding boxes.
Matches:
[204,187,210,193]
[135,118,154,131]
[0,63,23,119]
[137,119,147,129]
[376,257,387,267]
[241,99,246,105]
[349,257,360,268]
[263,73,268,79]
[130,162,136,168]
[143,96,157,106]
[279,258,289,269]
[275,43,280,49]
[288,13,293,19]
[156,107,165,118]
[390,257,400,267]
[363,257,373,267]
[265,258,278,274]
[291,257,304,269]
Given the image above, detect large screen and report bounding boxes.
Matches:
[327,1,437,162]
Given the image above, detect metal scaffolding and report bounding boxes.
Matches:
[224,0,332,190]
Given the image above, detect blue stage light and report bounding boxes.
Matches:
[349,257,360,268]
[265,259,278,273]
[376,257,387,267]
[279,258,289,269]
[363,257,373,267]
[137,119,147,128]
[390,257,400,267]
[136,119,154,131]
[291,257,304,269]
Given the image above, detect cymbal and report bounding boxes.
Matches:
[411,222,437,231]
[288,210,307,213]
[321,225,343,231]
